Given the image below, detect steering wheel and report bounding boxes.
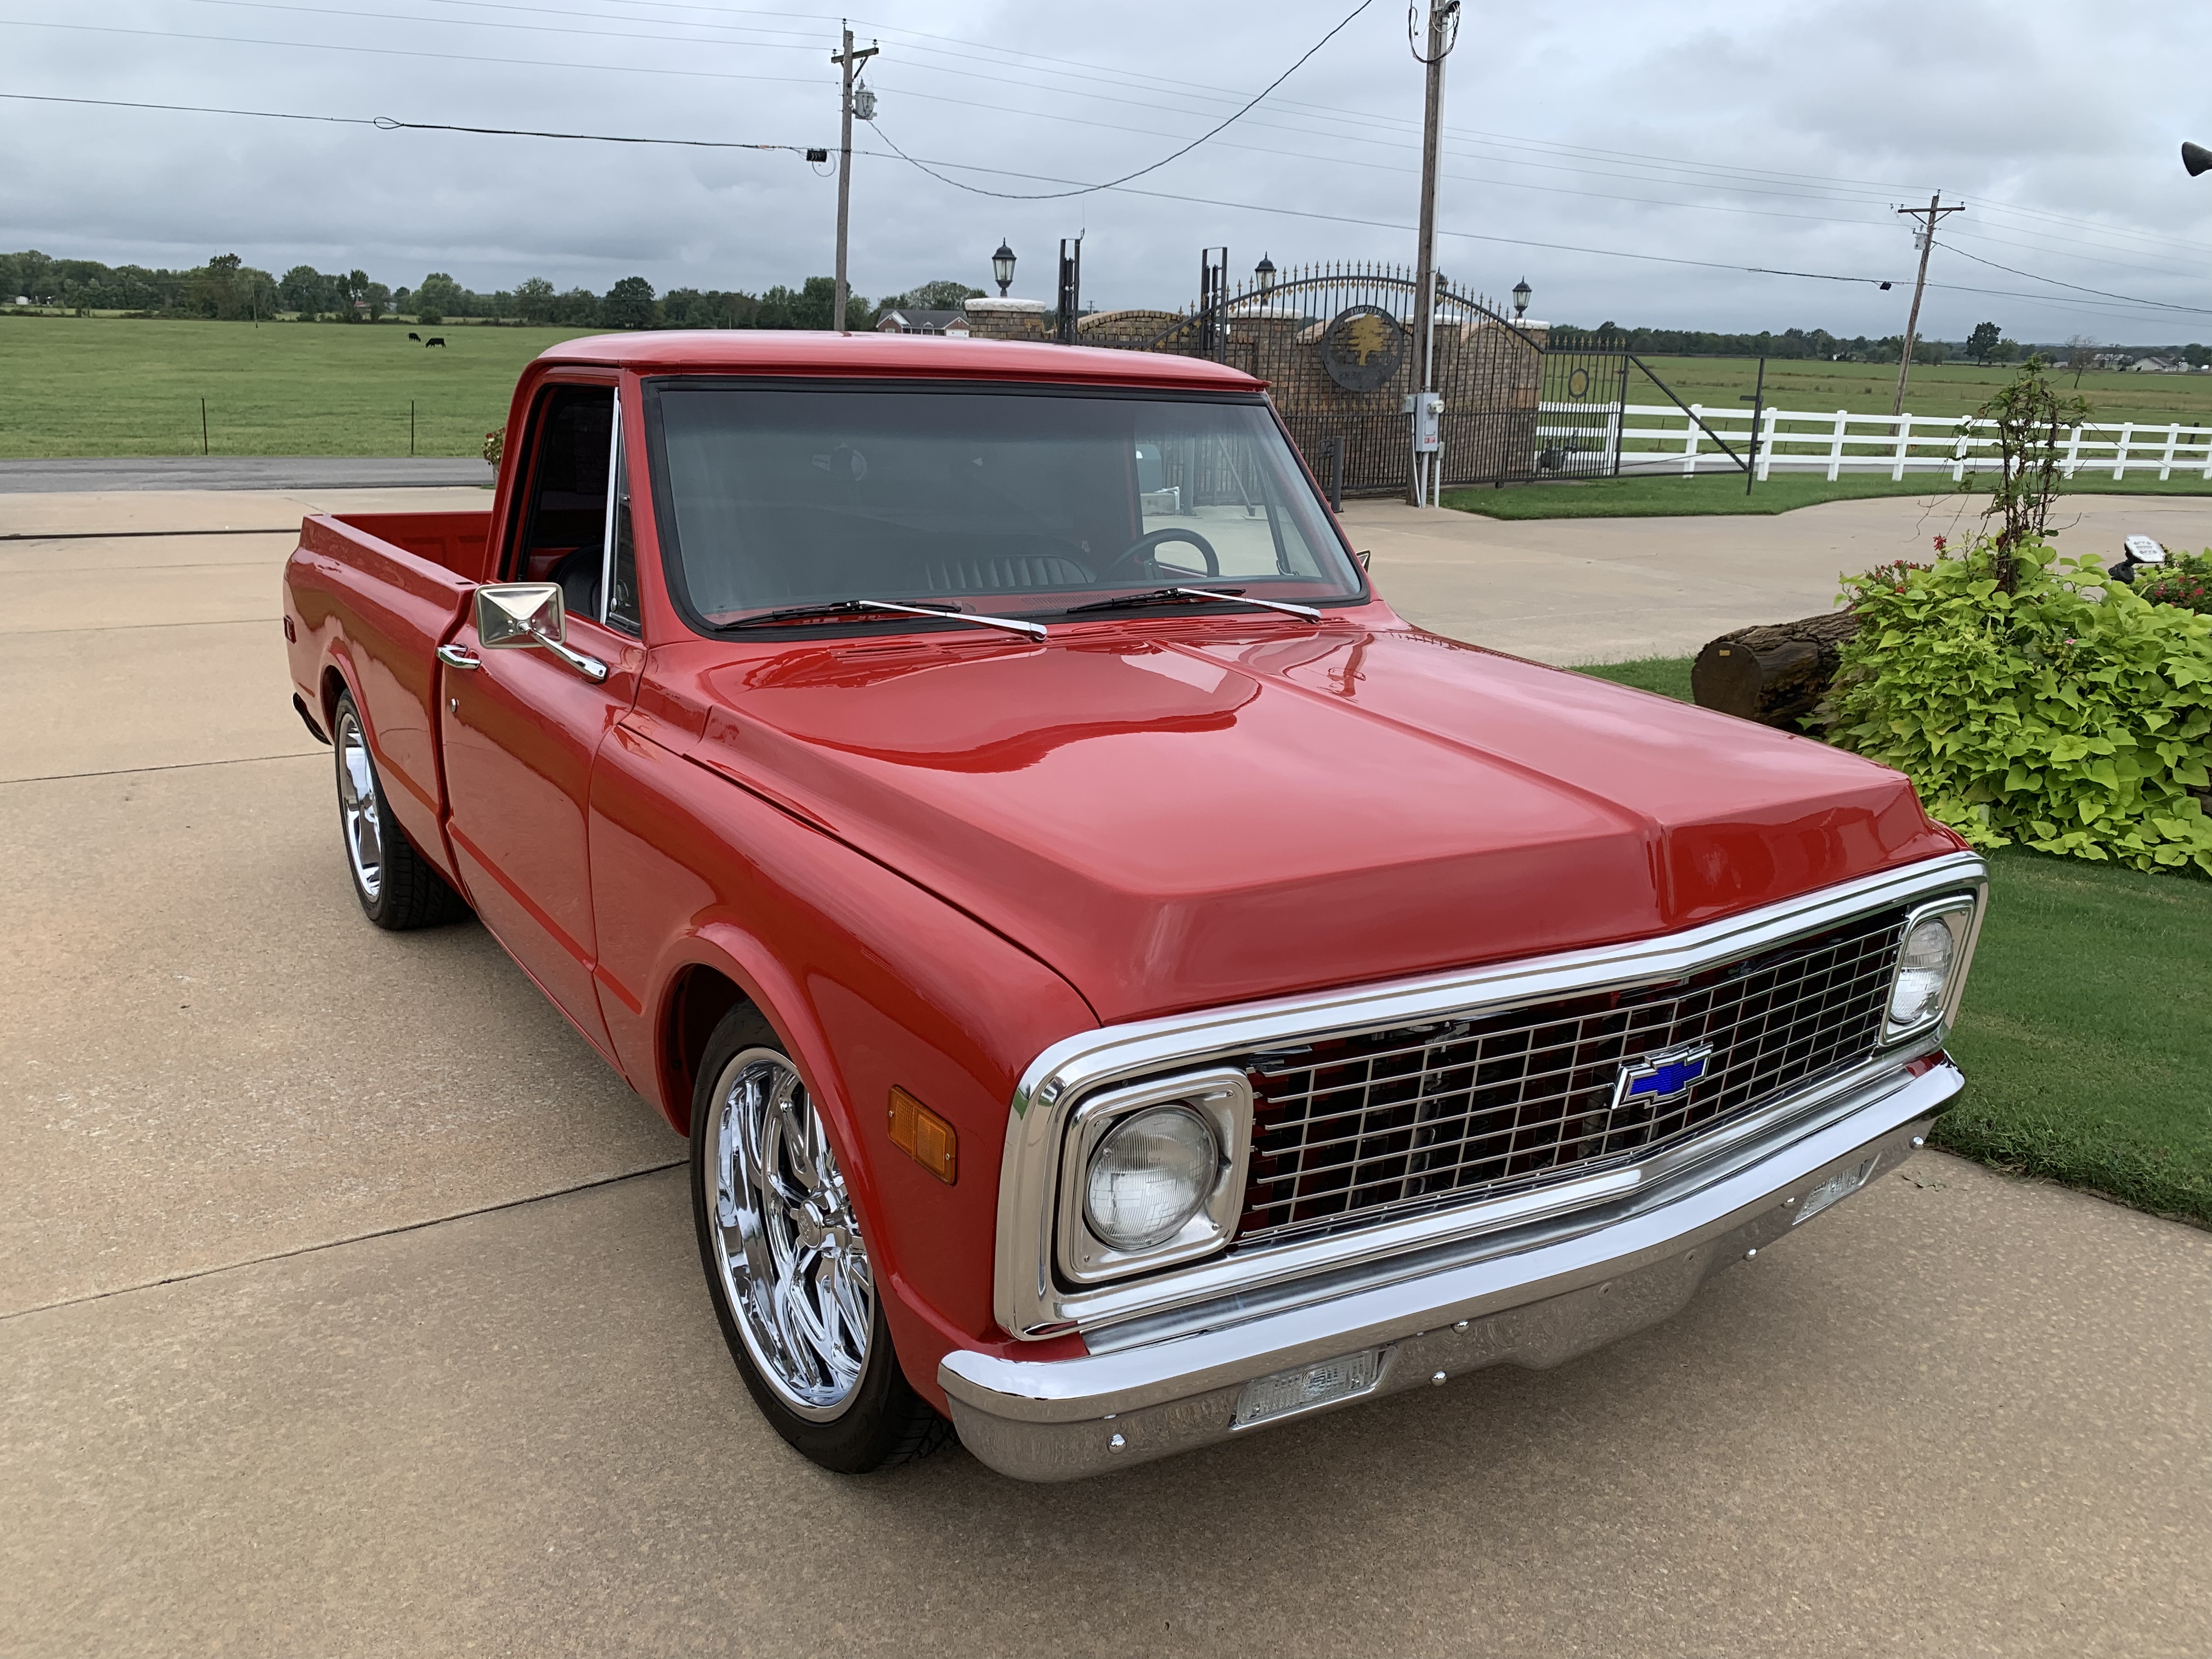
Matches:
[1099,527,1221,582]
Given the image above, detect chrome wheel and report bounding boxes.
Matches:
[702,1048,874,1420]
[334,707,383,901]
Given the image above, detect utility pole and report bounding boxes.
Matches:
[831,22,878,334]
[1408,0,1460,505]
[1892,191,1963,416]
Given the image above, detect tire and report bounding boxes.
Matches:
[330,691,469,930]
[690,1003,954,1473]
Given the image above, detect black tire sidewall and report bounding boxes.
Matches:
[687,1004,926,1474]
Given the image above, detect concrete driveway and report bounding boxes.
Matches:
[3,489,2208,1657]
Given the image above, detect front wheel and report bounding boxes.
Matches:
[690,1005,953,1472]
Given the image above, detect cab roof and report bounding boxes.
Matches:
[538,329,1267,391]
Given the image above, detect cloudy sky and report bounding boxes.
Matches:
[6,0,2212,342]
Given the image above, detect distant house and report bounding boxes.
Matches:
[2130,356,2182,373]
[875,308,970,336]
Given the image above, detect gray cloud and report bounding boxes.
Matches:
[4,0,2210,341]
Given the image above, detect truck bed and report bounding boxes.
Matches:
[284,510,494,883]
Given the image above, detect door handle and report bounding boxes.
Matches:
[436,644,481,670]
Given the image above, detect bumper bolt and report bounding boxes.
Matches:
[1745,1247,1758,1259]
[1431,1370,1447,1386]
[1108,1432,1126,1452]
[1911,1136,1925,1148]
[1452,1319,1469,1333]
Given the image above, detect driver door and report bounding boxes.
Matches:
[441,380,642,1057]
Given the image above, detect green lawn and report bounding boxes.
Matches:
[1630,354,2212,426]
[1571,656,2212,1226]
[0,314,597,458]
[1443,470,2212,520]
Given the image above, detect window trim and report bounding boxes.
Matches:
[501,375,618,585]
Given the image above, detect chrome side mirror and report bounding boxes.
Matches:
[471,582,608,683]
[475,583,566,650]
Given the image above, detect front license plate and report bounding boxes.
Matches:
[1232,1346,1386,1429]
[1794,1154,1878,1224]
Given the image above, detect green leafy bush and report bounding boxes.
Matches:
[1822,539,2212,874]
[2136,551,2212,616]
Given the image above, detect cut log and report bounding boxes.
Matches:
[1691,611,1862,730]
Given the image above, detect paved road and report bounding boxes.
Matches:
[3,490,2208,1657]
[0,456,493,493]
[1350,489,2212,662]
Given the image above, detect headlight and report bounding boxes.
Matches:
[1883,900,1977,1041]
[1054,1069,1252,1284]
[1084,1105,1220,1250]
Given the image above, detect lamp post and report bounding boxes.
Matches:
[1511,277,1531,321]
[1254,254,1277,294]
[992,241,1016,297]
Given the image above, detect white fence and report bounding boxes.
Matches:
[1573,402,2212,481]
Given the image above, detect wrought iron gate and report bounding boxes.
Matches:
[1076,262,1542,497]
[1535,348,1631,477]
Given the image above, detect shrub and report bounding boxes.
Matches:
[1822,538,2212,874]
[2137,551,2212,616]
[482,426,504,467]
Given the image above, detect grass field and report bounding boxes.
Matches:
[1571,654,2212,1227]
[1443,470,2212,520]
[1628,354,2212,425]
[0,315,596,458]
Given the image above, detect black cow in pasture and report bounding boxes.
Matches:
[408,331,420,341]
[425,336,447,348]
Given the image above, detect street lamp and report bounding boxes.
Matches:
[1254,253,1277,294]
[1512,276,1531,320]
[992,240,1016,297]
[2186,141,2211,177]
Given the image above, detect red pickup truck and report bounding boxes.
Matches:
[283,331,1984,1481]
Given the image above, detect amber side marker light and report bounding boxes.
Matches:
[888,1087,957,1184]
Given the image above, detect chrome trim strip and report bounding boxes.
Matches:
[949,1059,1959,1447]
[993,850,1987,1340]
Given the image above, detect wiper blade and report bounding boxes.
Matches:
[1063,586,1322,622]
[722,598,1047,640]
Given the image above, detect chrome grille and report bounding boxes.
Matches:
[1234,907,1906,1248]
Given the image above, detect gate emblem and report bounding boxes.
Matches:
[1321,304,1406,392]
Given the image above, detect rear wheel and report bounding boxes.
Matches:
[331,691,469,930]
[690,1005,953,1472]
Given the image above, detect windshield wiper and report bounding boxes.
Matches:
[1062,586,1322,622]
[721,598,1047,640]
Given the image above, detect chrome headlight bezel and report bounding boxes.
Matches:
[1881,895,1980,1045]
[1054,1069,1252,1285]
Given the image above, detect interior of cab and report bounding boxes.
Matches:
[512,384,614,618]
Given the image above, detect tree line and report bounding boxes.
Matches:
[1548,319,2210,368]
[1,250,984,331]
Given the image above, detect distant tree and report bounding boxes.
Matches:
[601,275,657,329]
[189,253,245,319]
[1912,339,1947,366]
[553,287,600,326]
[2185,343,2212,369]
[1990,337,2021,364]
[278,264,334,318]
[515,277,557,326]
[415,271,465,324]
[881,278,985,313]
[363,282,393,319]
[755,276,850,331]
[1966,320,2002,363]
[2064,334,2098,387]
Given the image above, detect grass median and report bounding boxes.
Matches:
[1572,655,2212,1227]
[1444,471,2212,520]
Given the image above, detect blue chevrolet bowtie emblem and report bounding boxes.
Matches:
[1613,1043,1713,1111]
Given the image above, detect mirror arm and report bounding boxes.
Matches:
[538,633,610,682]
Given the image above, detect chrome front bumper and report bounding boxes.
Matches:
[940,1058,1960,1482]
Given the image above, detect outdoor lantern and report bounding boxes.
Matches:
[992,240,1016,296]
[1255,253,1277,292]
[1513,277,1532,319]
[2185,141,2211,177]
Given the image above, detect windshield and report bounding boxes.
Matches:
[647,384,1365,626]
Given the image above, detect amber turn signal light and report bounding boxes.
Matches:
[888,1087,957,1184]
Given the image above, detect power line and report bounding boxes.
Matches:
[0,91,814,151]
[861,0,1379,200]
[1932,241,2212,318]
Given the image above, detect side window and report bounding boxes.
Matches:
[511,386,614,621]
[606,422,641,635]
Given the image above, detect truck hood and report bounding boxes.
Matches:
[660,619,1955,1024]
